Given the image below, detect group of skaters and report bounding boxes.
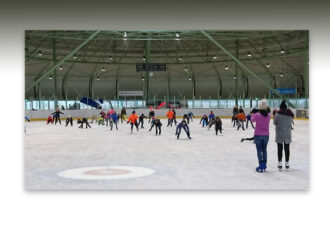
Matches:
[237,99,295,173]
[41,99,295,172]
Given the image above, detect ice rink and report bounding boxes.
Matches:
[24,118,309,190]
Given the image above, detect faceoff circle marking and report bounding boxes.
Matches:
[57,166,155,180]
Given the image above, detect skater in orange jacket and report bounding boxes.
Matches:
[127,111,139,133]
[166,109,174,127]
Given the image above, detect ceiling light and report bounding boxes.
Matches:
[38,50,42,56]
[247,52,252,57]
[142,76,145,81]
[149,72,154,77]
[73,54,77,59]
[184,67,188,72]
[213,55,217,59]
[123,32,127,38]
[109,56,113,60]
[266,63,270,68]
[178,57,182,61]
[280,50,285,54]
[176,32,180,38]
[48,76,53,79]
[225,65,229,70]
[233,77,237,80]
[59,66,63,70]
[280,73,284,77]
[102,67,106,72]
[188,77,192,81]
[142,56,146,61]
[97,76,100,81]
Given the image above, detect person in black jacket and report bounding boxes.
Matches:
[52,108,64,125]
[215,116,223,135]
[78,117,91,129]
[175,120,191,139]
[149,118,162,135]
[138,113,148,128]
[148,108,155,123]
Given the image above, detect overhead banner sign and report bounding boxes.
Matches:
[136,63,167,72]
[270,88,296,95]
[119,91,143,96]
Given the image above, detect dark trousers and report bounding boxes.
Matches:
[65,118,73,127]
[246,119,255,129]
[110,120,118,130]
[176,126,190,139]
[130,123,139,132]
[54,116,61,125]
[138,120,144,128]
[215,126,222,135]
[79,121,91,128]
[167,119,173,127]
[277,143,290,162]
[156,126,161,135]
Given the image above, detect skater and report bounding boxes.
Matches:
[232,106,239,127]
[208,117,216,130]
[138,113,148,128]
[98,117,105,125]
[149,118,162,135]
[79,117,91,129]
[246,110,255,129]
[109,111,119,130]
[251,99,271,172]
[175,120,191,139]
[166,109,175,127]
[65,115,73,127]
[127,111,139,133]
[183,113,189,123]
[24,116,30,133]
[172,108,178,125]
[236,110,246,131]
[120,107,127,123]
[274,101,294,170]
[148,108,155,123]
[215,116,223,135]
[46,115,54,125]
[52,108,64,125]
[209,110,215,121]
[187,111,195,123]
[100,110,106,119]
[200,114,208,127]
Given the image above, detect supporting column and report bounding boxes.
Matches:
[144,40,151,104]
[304,30,309,98]
[235,41,239,106]
[53,37,57,108]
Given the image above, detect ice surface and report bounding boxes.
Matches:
[24,118,309,190]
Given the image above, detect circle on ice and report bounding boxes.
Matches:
[57,166,155,180]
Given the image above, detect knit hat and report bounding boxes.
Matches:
[280,101,287,110]
[132,110,136,114]
[258,99,268,110]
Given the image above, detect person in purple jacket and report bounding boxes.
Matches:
[251,99,271,172]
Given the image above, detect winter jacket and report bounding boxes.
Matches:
[273,109,294,143]
[127,114,138,124]
[166,111,174,119]
[237,113,246,121]
[251,111,271,136]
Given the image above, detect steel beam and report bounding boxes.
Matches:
[304,31,309,98]
[144,40,151,103]
[235,41,239,106]
[201,30,283,99]
[25,30,101,92]
[53,36,58,107]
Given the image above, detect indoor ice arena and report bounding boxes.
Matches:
[24,30,309,190]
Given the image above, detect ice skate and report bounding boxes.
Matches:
[277,161,282,171]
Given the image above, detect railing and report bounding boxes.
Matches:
[24,96,309,111]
